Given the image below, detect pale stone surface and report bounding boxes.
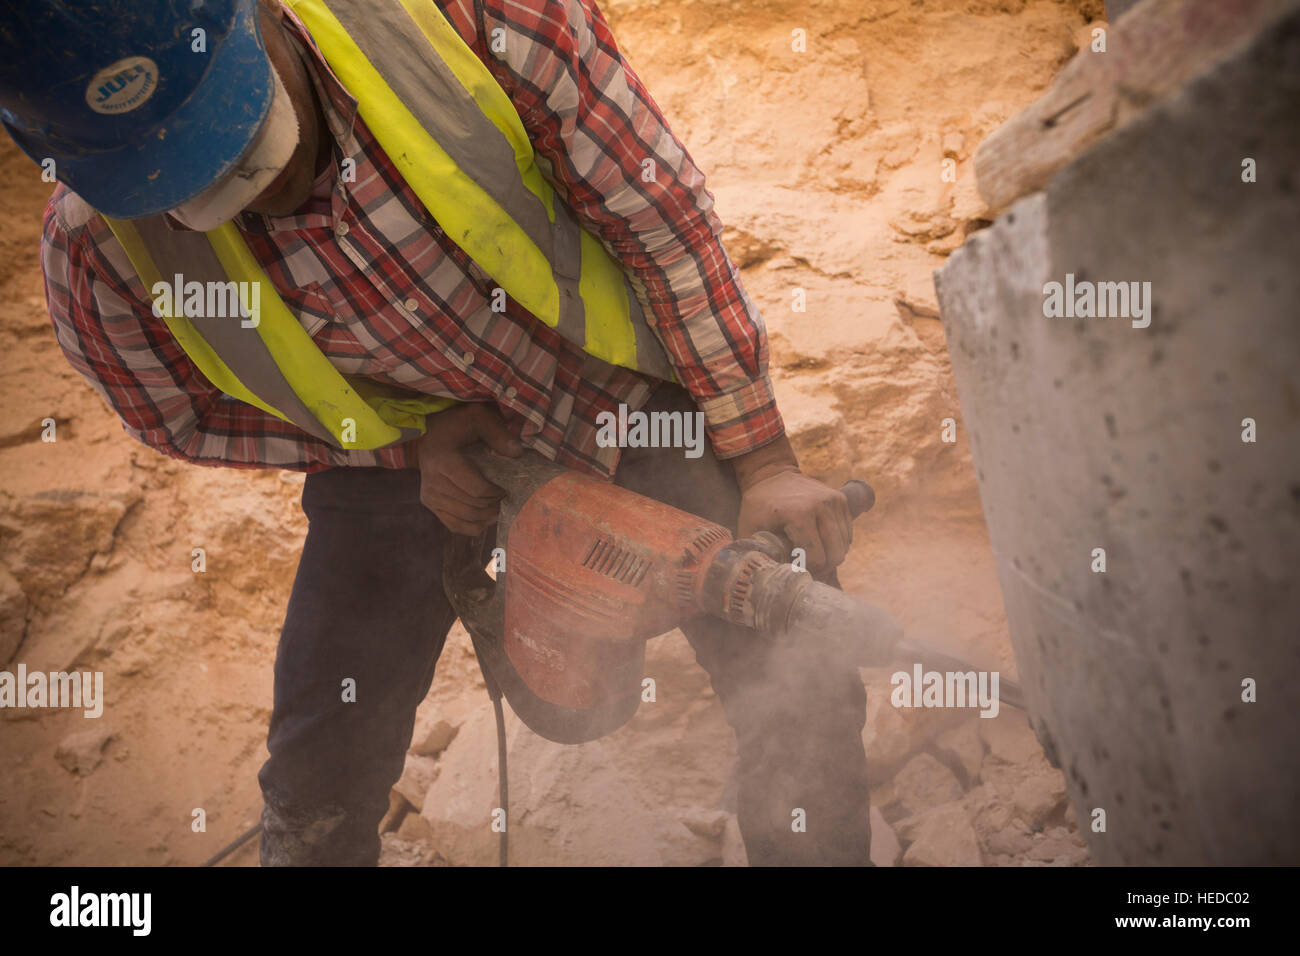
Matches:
[396,812,434,843]
[980,711,1045,768]
[900,804,983,867]
[891,753,965,818]
[421,699,727,866]
[936,719,986,785]
[410,719,458,758]
[393,755,439,813]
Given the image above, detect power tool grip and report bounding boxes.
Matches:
[841,479,875,517]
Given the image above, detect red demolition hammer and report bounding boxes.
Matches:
[443,445,1025,747]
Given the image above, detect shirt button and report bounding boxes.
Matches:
[335,221,349,237]
[504,386,517,399]
[403,297,419,313]
[462,351,475,366]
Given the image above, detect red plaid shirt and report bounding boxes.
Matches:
[39,0,782,477]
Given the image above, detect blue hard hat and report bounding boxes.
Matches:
[0,0,274,220]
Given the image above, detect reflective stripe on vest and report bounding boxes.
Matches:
[104,0,675,451]
[104,215,457,450]
[293,0,674,381]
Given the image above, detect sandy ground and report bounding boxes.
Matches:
[0,0,1102,866]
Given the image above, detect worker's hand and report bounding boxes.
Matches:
[732,434,852,575]
[411,403,524,536]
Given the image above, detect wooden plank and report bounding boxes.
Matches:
[974,0,1296,214]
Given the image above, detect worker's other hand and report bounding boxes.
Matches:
[411,404,524,536]
[732,434,852,575]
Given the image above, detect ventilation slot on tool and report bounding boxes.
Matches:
[682,526,728,564]
[582,537,650,586]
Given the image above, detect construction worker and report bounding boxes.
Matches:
[2,0,873,865]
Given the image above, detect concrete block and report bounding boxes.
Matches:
[933,12,1300,863]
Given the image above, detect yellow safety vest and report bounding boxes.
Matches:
[104,0,675,451]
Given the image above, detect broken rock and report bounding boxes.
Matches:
[891,753,964,818]
[54,727,114,776]
[410,718,458,758]
[396,812,434,844]
[935,719,985,785]
[678,807,729,840]
[982,761,1068,828]
[900,804,983,867]
[393,755,439,813]
[1027,826,1090,866]
[379,789,411,834]
[980,710,1047,767]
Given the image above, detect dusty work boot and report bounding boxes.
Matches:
[258,791,383,867]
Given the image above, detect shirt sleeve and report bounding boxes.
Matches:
[39,191,414,473]
[473,0,785,459]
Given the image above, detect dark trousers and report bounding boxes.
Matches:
[257,383,872,865]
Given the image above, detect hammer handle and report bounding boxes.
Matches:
[465,441,877,522]
[841,479,876,518]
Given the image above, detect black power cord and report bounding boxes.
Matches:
[200,822,262,868]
